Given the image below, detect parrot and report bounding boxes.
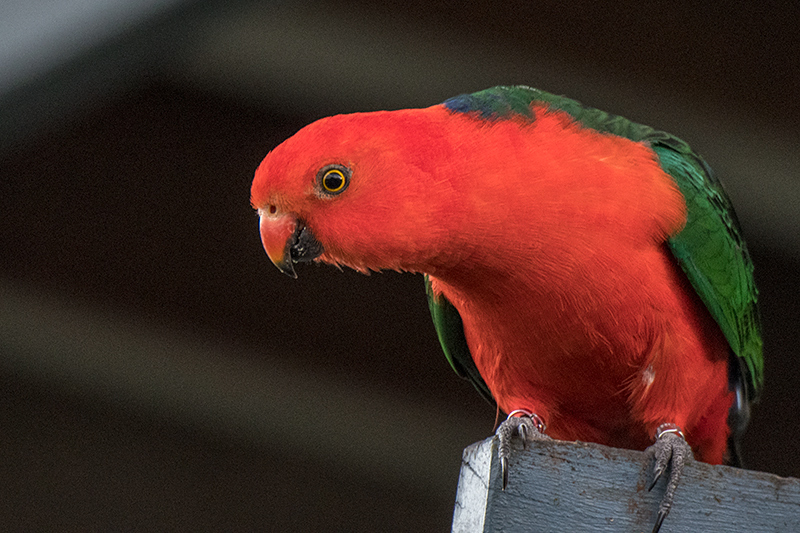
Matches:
[250,86,763,532]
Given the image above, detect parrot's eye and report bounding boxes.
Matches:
[318,164,351,195]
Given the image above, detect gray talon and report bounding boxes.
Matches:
[645,430,693,533]
[495,412,547,490]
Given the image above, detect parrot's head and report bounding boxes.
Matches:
[250,106,474,278]
[251,96,687,286]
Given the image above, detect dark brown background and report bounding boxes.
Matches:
[1,1,798,530]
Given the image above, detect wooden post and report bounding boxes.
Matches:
[452,437,800,532]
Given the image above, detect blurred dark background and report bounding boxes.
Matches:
[1,1,798,530]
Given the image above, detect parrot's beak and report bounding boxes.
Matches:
[258,209,323,278]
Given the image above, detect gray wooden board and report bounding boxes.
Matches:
[452,437,800,532]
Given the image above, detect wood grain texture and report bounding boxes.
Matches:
[452,437,800,532]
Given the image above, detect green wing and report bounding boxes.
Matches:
[650,139,763,400]
[425,275,495,405]
[438,86,764,402]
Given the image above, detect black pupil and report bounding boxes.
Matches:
[325,171,343,190]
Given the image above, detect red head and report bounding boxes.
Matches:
[251,106,481,276]
[251,104,685,282]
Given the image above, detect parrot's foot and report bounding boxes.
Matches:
[496,409,548,490]
[645,423,693,533]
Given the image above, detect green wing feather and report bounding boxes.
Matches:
[434,86,763,402]
[425,275,495,405]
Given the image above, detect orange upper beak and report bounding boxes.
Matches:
[258,209,323,278]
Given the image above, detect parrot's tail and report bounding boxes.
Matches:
[726,354,752,468]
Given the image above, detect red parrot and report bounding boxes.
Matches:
[250,86,762,532]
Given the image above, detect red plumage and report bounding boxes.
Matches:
[252,104,734,464]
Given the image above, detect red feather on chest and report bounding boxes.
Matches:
[419,107,731,460]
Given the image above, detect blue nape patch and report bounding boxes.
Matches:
[442,94,478,114]
[442,87,536,121]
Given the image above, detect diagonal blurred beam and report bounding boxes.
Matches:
[0,0,199,149]
[0,278,487,495]
[0,0,191,95]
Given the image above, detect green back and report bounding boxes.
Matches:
[428,86,763,402]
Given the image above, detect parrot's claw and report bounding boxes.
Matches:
[496,409,548,490]
[645,424,693,533]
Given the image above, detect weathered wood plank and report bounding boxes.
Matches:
[452,437,800,532]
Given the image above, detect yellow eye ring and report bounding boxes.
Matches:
[322,169,345,192]
[318,164,351,195]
